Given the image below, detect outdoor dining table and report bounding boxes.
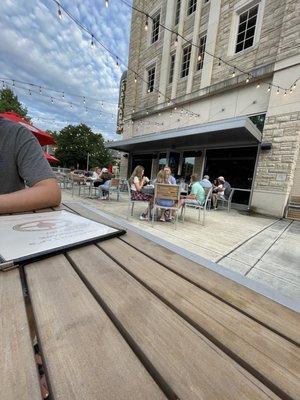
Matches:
[1,203,299,400]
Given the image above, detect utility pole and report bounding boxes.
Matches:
[86,153,90,172]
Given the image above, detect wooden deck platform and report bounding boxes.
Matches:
[0,204,299,400]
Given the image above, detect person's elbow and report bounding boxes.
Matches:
[35,178,61,207]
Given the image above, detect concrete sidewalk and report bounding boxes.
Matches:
[62,190,300,300]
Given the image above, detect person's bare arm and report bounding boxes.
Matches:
[0,178,61,214]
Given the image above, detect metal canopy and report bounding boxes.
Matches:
[106,116,262,153]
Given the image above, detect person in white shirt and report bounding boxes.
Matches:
[129,165,152,220]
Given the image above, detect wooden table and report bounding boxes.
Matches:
[1,204,299,400]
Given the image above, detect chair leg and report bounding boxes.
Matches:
[152,206,155,227]
[175,211,178,230]
[131,202,134,216]
[202,208,206,226]
[198,208,201,223]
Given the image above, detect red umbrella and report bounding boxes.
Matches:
[0,111,55,146]
[44,152,59,164]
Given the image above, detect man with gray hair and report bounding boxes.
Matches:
[212,176,231,209]
[199,174,212,189]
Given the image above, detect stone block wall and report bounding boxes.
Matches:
[254,111,300,192]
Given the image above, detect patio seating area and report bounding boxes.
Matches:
[62,186,300,300]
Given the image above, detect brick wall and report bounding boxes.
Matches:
[254,112,300,192]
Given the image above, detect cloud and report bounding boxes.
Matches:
[0,0,132,140]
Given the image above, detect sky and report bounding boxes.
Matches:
[0,0,132,140]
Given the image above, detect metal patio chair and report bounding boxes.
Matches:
[152,183,181,229]
[126,180,151,220]
[182,186,213,225]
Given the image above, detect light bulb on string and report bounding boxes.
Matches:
[276,87,280,95]
[83,97,86,104]
[62,92,64,98]
[218,58,221,66]
[29,89,32,96]
[284,90,287,96]
[70,103,73,109]
[290,88,293,94]
[144,15,148,31]
[2,81,5,90]
[267,85,271,92]
[39,86,42,94]
[105,0,109,8]
[246,75,250,84]
[51,97,54,103]
[134,74,137,83]
[116,58,120,69]
[174,35,178,47]
[232,69,236,78]
[293,83,296,89]
[12,80,15,87]
[91,34,94,47]
[198,54,202,62]
[256,83,260,88]
[58,4,62,20]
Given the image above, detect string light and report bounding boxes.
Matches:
[116,58,120,69]
[144,15,148,31]
[293,83,296,89]
[284,90,287,96]
[58,4,62,19]
[134,74,137,83]
[197,54,202,62]
[290,88,293,94]
[105,0,109,8]
[2,81,5,90]
[218,58,221,66]
[267,85,271,92]
[39,86,42,94]
[246,75,250,84]
[276,87,280,95]
[174,35,178,47]
[232,69,236,78]
[29,89,32,96]
[256,83,260,88]
[62,91,65,98]
[12,80,15,87]
[91,34,94,47]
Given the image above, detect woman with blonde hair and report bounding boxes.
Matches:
[130,165,152,220]
[155,170,175,222]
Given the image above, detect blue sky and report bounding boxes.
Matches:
[0,0,132,140]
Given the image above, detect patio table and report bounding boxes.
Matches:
[1,204,299,400]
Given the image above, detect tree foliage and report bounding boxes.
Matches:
[53,124,113,169]
[0,88,29,118]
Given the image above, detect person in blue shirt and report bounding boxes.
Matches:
[199,175,212,189]
[164,165,176,185]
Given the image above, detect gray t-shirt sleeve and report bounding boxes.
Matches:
[15,126,56,187]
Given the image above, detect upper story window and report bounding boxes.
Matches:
[174,0,181,25]
[187,0,197,16]
[151,13,160,44]
[169,54,176,84]
[181,44,192,78]
[196,34,206,70]
[147,66,156,93]
[235,4,259,53]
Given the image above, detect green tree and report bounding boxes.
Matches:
[0,88,29,118]
[53,124,113,169]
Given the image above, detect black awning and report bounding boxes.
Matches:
[106,116,262,152]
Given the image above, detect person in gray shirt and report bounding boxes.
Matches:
[0,117,61,213]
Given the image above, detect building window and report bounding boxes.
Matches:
[181,45,192,78]
[147,66,155,93]
[187,0,197,15]
[196,34,206,70]
[169,54,176,84]
[151,13,160,44]
[175,0,181,25]
[235,4,259,53]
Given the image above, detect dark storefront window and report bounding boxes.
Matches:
[181,151,196,181]
[249,113,266,132]
[204,147,258,205]
[131,154,153,179]
[168,152,181,178]
[158,153,167,170]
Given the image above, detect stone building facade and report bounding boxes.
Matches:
[108,0,300,217]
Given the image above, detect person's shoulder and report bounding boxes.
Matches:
[0,118,33,142]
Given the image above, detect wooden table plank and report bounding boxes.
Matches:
[25,254,166,400]
[98,238,300,400]
[68,244,281,400]
[64,202,300,344]
[0,269,41,400]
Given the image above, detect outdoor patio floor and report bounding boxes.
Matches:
[62,189,300,300]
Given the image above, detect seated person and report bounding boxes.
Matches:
[130,165,152,220]
[92,166,101,185]
[163,165,176,184]
[180,174,205,208]
[212,176,231,209]
[199,175,212,189]
[98,168,113,199]
[0,117,61,214]
[155,170,175,222]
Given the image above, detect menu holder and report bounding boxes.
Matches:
[0,210,125,271]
